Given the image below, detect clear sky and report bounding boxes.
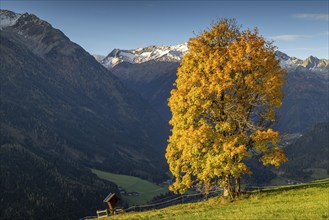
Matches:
[1,0,328,59]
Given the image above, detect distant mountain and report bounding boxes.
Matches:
[93,54,105,62]
[100,44,186,122]
[0,9,168,219]
[280,122,329,181]
[100,45,328,134]
[111,61,179,122]
[101,44,328,74]
[273,52,328,133]
[101,43,188,69]
[275,64,328,133]
[276,51,328,75]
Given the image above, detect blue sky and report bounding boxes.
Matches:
[1,0,328,59]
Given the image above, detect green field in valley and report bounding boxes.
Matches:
[103,178,329,220]
[309,168,329,180]
[91,169,168,205]
[269,168,329,186]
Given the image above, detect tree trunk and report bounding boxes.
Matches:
[223,185,230,197]
[222,176,232,197]
[235,176,241,196]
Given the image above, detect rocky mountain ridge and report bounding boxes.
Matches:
[100,43,328,76]
[101,43,188,69]
[276,51,328,75]
[0,9,22,30]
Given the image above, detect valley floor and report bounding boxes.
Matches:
[91,169,168,205]
[104,179,329,220]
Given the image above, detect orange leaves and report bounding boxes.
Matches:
[222,137,248,161]
[252,129,279,145]
[252,129,288,167]
[260,147,288,168]
[252,129,279,152]
[166,18,287,194]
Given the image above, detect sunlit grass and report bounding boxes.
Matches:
[106,179,329,220]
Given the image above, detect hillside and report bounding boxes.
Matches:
[111,61,179,122]
[0,144,120,220]
[275,68,328,133]
[0,9,167,220]
[104,179,329,220]
[280,122,329,181]
[0,10,167,181]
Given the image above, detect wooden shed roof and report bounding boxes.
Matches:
[103,193,119,203]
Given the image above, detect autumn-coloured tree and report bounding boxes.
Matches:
[166,19,288,197]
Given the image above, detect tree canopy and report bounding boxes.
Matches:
[166,19,288,197]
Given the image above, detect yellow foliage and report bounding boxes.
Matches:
[165,19,287,194]
[260,147,288,167]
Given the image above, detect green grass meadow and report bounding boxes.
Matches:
[309,168,329,179]
[105,179,329,220]
[91,169,168,205]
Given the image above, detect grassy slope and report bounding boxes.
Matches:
[91,169,168,205]
[269,168,329,186]
[107,179,329,220]
[309,168,329,179]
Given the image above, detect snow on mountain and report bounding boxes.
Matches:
[276,51,329,75]
[101,43,328,75]
[0,10,22,30]
[93,54,105,62]
[101,43,188,69]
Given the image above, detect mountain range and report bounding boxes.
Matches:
[101,43,188,69]
[98,43,329,186]
[1,9,328,220]
[98,44,329,134]
[98,43,328,186]
[100,43,328,74]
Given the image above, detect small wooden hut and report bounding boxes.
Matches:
[103,193,120,214]
[96,193,120,218]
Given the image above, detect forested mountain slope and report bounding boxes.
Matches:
[0,9,168,219]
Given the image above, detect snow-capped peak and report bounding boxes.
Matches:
[101,43,188,69]
[278,51,328,73]
[100,42,328,74]
[0,10,22,30]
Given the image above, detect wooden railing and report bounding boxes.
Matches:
[96,209,109,218]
